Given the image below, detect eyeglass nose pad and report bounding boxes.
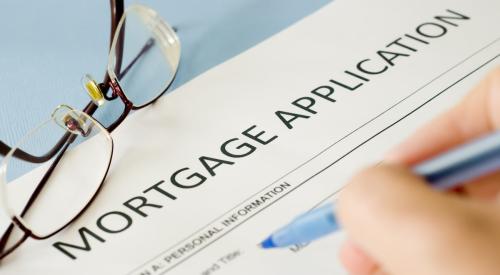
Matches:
[82,74,105,106]
[52,105,91,137]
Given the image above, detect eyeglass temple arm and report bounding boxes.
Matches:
[0,32,152,160]
[0,0,124,162]
[0,224,28,260]
[100,0,125,97]
[0,1,154,160]
[0,97,100,161]
[0,132,72,164]
[98,36,155,102]
[0,140,72,257]
[117,38,155,80]
[0,32,147,160]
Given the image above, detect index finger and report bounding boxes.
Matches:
[386,67,500,165]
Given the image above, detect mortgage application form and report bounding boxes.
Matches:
[1,0,500,273]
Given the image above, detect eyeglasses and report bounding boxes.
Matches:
[0,0,180,260]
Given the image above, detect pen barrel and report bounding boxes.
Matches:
[271,203,339,247]
[414,131,500,190]
[264,131,500,249]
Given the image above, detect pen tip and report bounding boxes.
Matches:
[259,236,277,249]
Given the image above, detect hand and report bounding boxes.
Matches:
[336,67,500,275]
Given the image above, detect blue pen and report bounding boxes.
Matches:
[260,130,500,249]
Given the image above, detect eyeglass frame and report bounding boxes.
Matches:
[0,0,179,260]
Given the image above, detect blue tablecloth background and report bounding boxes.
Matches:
[0,0,330,148]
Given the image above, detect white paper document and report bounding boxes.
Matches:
[2,0,500,273]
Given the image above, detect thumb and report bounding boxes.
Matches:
[336,164,500,275]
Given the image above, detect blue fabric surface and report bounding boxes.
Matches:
[0,0,331,147]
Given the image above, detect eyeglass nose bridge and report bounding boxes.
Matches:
[51,105,92,137]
